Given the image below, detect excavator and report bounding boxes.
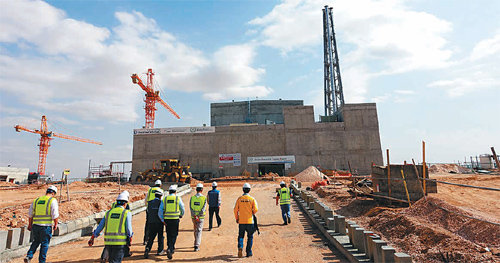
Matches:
[136,159,191,184]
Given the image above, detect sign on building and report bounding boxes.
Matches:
[134,126,215,135]
[247,155,295,164]
[219,153,241,167]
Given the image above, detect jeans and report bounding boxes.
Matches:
[27,225,52,263]
[208,206,222,229]
[106,245,125,263]
[146,222,164,253]
[165,219,180,253]
[280,204,291,223]
[238,224,255,256]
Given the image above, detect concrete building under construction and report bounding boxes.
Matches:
[131,100,383,180]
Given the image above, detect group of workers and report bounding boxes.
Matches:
[23,179,293,263]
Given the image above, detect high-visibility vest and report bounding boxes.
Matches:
[163,195,180,219]
[32,196,54,225]
[103,207,129,246]
[279,187,291,205]
[190,195,206,219]
[147,187,161,202]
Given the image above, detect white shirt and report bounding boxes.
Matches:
[28,196,59,226]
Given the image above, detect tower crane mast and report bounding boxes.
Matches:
[14,116,102,175]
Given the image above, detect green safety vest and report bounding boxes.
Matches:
[163,195,180,219]
[190,195,206,219]
[32,196,54,225]
[147,187,161,202]
[279,187,291,205]
[103,207,129,246]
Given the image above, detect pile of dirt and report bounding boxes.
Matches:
[295,166,325,182]
[429,164,472,174]
[0,181,17,187]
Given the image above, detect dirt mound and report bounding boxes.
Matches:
[429,164,472,174]
[295,166,325,182]
[0,181,17,187]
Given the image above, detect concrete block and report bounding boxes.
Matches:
[363,230,375,255]
[67,220,77,233]
[298,182,302,188]
[394,252,412,263]
[347,223,359,244]
[54,223,68,236]
[326,217,335,231]
[7,228,22,249]
[324,209,334,219]
[372,239,388,263]
[334,216,346,234]
[381,246,396,262]
[75,219,84,230]
[81,216,90,228]
[87,215,97,226]
[367,234,381,260]
[308,201,315,210]
[353,227,365,252]
[0,230,8,252]
[19,226,31,246]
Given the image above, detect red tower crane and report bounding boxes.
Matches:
[131,68,180,129]
[14,115,103,175]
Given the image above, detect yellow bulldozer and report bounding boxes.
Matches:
[136,159,192,184]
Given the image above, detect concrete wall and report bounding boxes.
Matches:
[210,100,303,126]
[132,103,383,179]
[0,167,29,184]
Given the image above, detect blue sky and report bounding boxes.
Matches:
[1,0,499,178]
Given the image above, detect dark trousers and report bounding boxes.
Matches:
[146,222,164,253]
[101,238,131,260]
[165,219,180,253]
[208,206,222,229]
[106,245,125,263]
[144,215,149,243]
[238,224,255,256]
[27,225,52,263]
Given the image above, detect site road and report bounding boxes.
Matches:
[10,182,348,263]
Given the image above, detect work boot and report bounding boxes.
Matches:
[288,217,291,224]
[144,248,150,259]
[24,257,30,263]
[167,249,173,259]
[194,246,199,252]
[158,250,167,256]
[238,248,243,258]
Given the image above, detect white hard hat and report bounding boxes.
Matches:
[117,192,129,202]
[280,181,286,185]
[212,181,217,187]
[47,185,58,193]
[121,190,130,197]
[169,184,178,191]
[243,183,251,189]
[155,179,162,186]
[196,183,203,188]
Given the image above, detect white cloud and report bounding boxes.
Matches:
[0,0,268,123]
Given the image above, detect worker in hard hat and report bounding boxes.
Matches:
[276,181,292,225]
[144,180,162,245]
[233,183,258,258]
[158,184,185,259]
[190,183,207,251]
[89,191,133,263]
[144,189,164,259]
[101,191,132,261]
[24,185,59,263]
[207,181,222,231]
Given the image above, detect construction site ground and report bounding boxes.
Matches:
[312,172,500,263]
[9,181,348,263]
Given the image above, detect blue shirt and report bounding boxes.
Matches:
[93,205,133,238]
[158,193,185,222]
[207,189,221,207]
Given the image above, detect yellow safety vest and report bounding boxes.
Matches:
[190,195,206,219]
[32,196,54,225]
[147,187,161,202]
[279,187,291,205]
[163,195,180,219]
[104,207,129,246]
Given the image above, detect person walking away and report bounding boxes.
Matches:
[233,183,258,258]
[158,184,185,259]
[101,191,132,262]
[88,192,133,263]
[24,185,59,263]
[144,180,162,244]
[190,183,207,251]
[207,181,222,231]
[276,181,292,225]
[144,189,164,258]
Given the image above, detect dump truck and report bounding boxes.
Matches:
[136,159,191,184]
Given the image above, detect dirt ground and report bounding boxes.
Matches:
[0,182,149,230]
[312,173,500,263]
[9,182,348,263]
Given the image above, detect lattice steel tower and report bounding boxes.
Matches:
[323,5,345,121]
